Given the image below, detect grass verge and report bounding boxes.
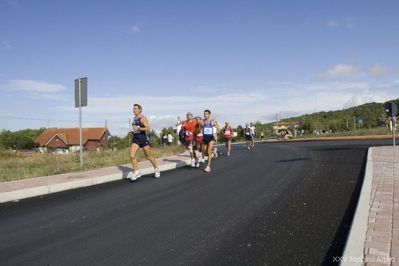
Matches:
[0,145,185,182]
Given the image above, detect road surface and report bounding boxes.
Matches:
[0,140,390,265]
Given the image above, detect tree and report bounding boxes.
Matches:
[0,128,45,150]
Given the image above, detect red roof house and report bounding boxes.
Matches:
[35,127,109,151]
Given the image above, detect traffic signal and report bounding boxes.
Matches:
[385,102,398,117]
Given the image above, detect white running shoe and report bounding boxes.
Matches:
[154,167,161,178]
[227,152,230,156]
[126,171,134,179]
[195,158,200,168]
[191,159,196,167]
[248,146,251,150]
[128,171,142,181]
[204,166,211,172]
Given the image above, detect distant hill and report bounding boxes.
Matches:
[265,99,397,133]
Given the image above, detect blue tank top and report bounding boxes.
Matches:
[132,117,146,135]
[202,120,214,136]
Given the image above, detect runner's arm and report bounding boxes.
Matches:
[214,121,220,133]
[139,116,151,132]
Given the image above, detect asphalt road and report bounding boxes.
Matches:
[0,140,391,265]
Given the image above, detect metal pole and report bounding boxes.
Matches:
[79,79,83,168]
[393,117,396,147]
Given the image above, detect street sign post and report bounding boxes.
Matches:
[75,77,88,167]
[385,102,397,147]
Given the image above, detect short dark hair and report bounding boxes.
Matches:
[133,104,142,111]
[204,109,211,114]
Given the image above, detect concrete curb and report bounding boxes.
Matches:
[341,147,374,265]
[0,156,192,204]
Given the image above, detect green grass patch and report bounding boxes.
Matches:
[0,145,185,182]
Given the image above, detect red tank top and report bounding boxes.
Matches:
[224,126,232,138]
[183,120,197,140]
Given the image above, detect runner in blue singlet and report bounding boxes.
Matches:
[201,109,219,172]
[127,104,160,181]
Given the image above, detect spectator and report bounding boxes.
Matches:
[161,133,167,147]
[167,133,174,145]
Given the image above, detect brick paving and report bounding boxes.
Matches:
[364,147,399,265]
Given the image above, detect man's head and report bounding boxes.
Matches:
[133,104,142,115]
[204,109,211,120]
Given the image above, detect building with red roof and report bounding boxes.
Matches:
[35,127,109,152]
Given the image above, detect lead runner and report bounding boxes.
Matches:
[127,104,160,181]
[201,109,219,172]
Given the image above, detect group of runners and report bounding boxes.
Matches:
[126,104,249,181]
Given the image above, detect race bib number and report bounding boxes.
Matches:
[224,130,231,135]
[186,131,193,136]
[245,131,251,136]
[203,127,213,135]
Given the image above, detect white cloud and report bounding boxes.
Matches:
[131,25,141,33]
[55,81,397,134]
[328,20,339,27]
[343,94,388,109]
[328,18,355,29]
[314,64,360,80]
[3,80,67,93]
[369,64,389,77]
[307,82,369,91]
[344,18,356,29]
[3,79,397,135]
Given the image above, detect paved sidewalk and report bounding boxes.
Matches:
[343,146,399,266]
[0,151,193,204]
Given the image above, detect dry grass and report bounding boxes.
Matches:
[0,145,185,182]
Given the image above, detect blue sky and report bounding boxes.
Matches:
[1,0,398,135]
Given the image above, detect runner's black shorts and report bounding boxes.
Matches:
[203,135,215,145]
[132,134,150,148]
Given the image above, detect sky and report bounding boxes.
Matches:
[1,0,398,136]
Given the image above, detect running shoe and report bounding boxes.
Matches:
[126,171,134,179]
[204,166,211,172]
[191,159,196,167]
[128,171,142,181]
[154,167,161,178]
[227,152,230,156]
[195,158,200,168]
